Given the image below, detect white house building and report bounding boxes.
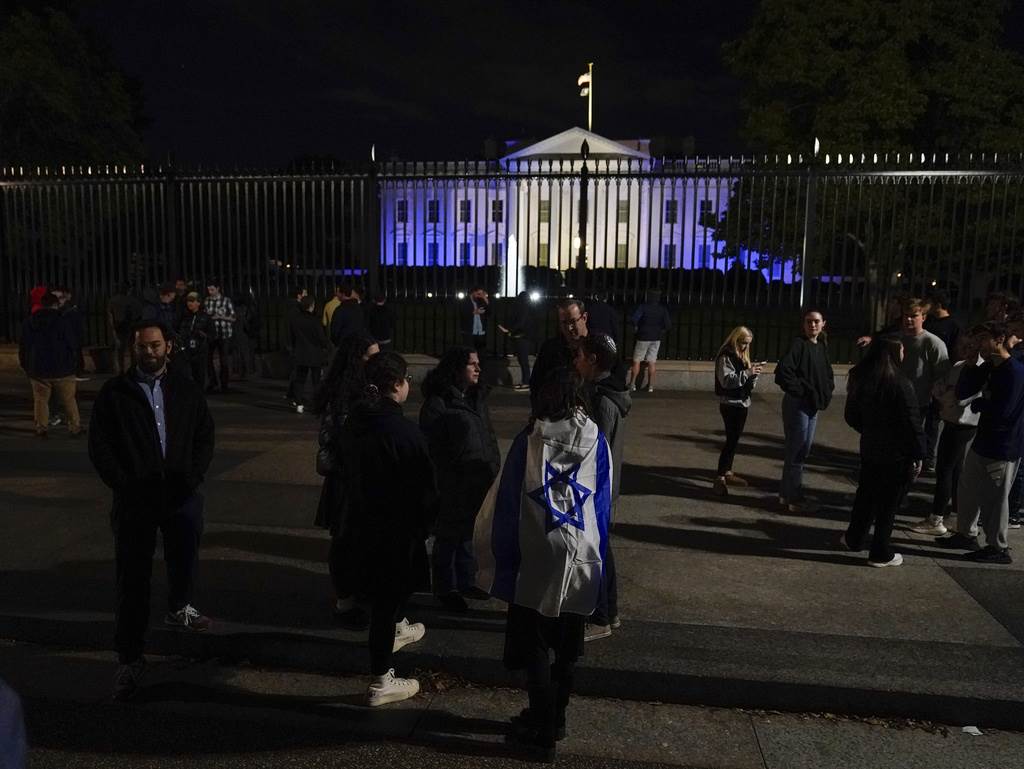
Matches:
[379,127,792,296]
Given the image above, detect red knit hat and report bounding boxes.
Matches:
[29,285,47,314]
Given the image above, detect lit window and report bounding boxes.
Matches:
[459,242,472,266]
[615,244,628,268]
[490,241,503,264]
[537,243,550,267]
[427,200,439,224]
[539,200,551,224]
[699,199,715,215]
[491,200,504,223]
[396,242,408,266]
[396,200,408,224]
[427,242,439,266]
[459,199,471,223]
[617,199,630,224]
[661,244,677,268]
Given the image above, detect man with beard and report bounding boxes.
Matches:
[88,321,215,701]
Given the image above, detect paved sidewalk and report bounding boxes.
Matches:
[1,373,1023,727]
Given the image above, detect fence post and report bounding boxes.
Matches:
[0,184,9,342]
[366,158,380,296]
[163,158,180,282]
[799,161,818,308]
[575,140,590,293]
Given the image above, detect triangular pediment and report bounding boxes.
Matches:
[502,127,649,160]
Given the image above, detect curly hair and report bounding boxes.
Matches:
[421,346,476,399]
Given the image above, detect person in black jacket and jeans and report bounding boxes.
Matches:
[843,336,926,567]
[19,292,83,437]
[499,291,540,389]
[88,320,215,701]
[286,295,328,412]
[420,346,501,612]
[774,309,835,513]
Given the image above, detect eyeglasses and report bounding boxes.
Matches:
[561,316,584,328]
[404,374,414,383]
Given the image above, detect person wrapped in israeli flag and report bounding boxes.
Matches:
[474,385,612,618]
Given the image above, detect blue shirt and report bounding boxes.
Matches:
[134,369,167,458]
[957,356,1024,461]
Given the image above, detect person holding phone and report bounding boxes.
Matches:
[713,326,762,496]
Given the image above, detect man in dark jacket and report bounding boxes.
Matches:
[459,287,490,353]
[19,292,82,437]
[329,284,366,346]
[176,291,214,389]
[53,285,88,381]
[499,291,540,389]
[286,295,328,412]
[88,320,215,700]
[143,282,183,333]
[530,298,588,405]
[574,333,631,641]
[629,290,672,392]
[366,294,396,350]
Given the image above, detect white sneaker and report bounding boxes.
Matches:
[909,517,947,536]
[868,553,904,568]
[629,384,636,392]
[296,404,305,414]
[393,617,425,652]
[366,668,420,707]
[646,386,654,393]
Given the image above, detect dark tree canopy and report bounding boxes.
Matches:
[0,7,146,166]
[725,0,1024,154]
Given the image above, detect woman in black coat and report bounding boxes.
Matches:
[340,351,437,706]
[420,346,501,612]
[843,335,925,567]
[313,334,379,628]
[286,295,328,412]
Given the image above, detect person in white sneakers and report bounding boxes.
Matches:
[339,352,436,706]
[911,337,983,536]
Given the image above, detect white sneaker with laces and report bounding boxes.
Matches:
[393,617,425,652]
[164,604,211,631]
[366,668,419,706]
[909,517,947,536]
[868,553,904,568]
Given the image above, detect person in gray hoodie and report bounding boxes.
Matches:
[714,326,764,496]
[574,333,631,642]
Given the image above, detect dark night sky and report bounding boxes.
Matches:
[80,1,1024,167]
[79,0,758,165]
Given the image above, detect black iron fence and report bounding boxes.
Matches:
[3,152,1023,363]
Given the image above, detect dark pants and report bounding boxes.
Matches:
[932,423,976,518]
[328,532,355,599]
[591,540,617,626]
[286,365,322,404]
[514,337,533,384]
[234,330,254,379]
[466,333,487,355]
[369,592,407,675]
[184,352,207,391]
[113,493,204,664]
[1009,461,1024,518]
[924,401,942,466]
[717,404,749,476]
[505,604,584,747]
[432,536,476,595]
[113,331,132,375]
[207,338,231,389]
[846,460,909,563]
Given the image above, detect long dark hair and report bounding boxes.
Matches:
[313,334,376,415]
[849,335,903,399]
[422,346,475,399]
[355,351,408,408]
[529,366,588,432]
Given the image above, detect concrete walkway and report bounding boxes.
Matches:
[1,373,1022,729]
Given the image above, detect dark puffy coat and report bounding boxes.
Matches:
[176,310,214,357]
[507,295,541,342]
[420,385,501,540]
[88,369,215,520]
[288,310,328,367]
[339,397,436,595]
[366,302,396,343]
[587,300,621,342]
[18,309,78,378]
[845,375,926,463]
[142,300,181,333]
[774,336,835,412]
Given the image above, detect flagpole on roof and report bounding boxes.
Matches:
[577,62,594,131]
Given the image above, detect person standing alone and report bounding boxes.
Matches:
[18,292,82,438]
[203,278,235,392]
[628,290,671,392]
[88,321,215,700]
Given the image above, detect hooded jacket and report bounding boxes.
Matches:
[420,384,501,540]
[18,309,77,378]
[474,412,611,618]
[586,373,631,501]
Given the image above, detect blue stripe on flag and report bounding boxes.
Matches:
[594,431,612,564]
[491,429,528,602]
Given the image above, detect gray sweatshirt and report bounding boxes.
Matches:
[932,357,983,426]
[900,330,950,410]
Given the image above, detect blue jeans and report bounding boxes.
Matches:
[432,536,476,595]
[781,393,818,503]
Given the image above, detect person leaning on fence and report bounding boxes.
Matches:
[936,322,1024,564]
[573,333,630,643]
[338,351,436,706]
[774,309,835,514]
[419,346,501,613]
[203,278,235,392]
[313,334,379,631]
[843,336,926,568]
[474,366,611,763]
[911,335,983,538]
[628,289,671,393]
[88,320,215,701]
[18,291,83,438]
[713,326,763,497]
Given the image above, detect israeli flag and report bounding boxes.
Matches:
[474,411,611,618]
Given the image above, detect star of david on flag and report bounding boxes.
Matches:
[527,461,593,532]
